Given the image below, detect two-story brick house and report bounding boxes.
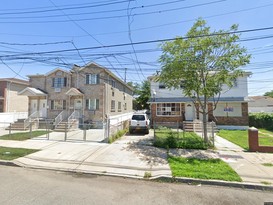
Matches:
[19,62,133,124]
[149,72,251,129]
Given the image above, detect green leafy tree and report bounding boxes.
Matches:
[264,90,273,98]
[158,18,251,143]
[136,80,151,110]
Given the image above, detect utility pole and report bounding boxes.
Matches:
[124,68,127,83]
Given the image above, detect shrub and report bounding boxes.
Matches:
[249,113,273,131]
[109,129,128,143]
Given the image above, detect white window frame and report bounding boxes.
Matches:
[118,102,122,112]
[156,103,181,116]
[86,74,99,85]
[51,100,66,110]
[86,99,99,110]
[111,100,115,112]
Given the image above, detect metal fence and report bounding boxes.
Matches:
[1,112,133,143]
[153,120,216,146]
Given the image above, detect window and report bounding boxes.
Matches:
[124,103,127,110]
[110,79,116,88]
[51,100,66,110]
[111,100,115,112]
[86,99,99,110]
[52,77,67,88]
[112,91,115,97]
[156,103,181,116]
[159,82,166,89]
[118,102,121,112]
[86,74,100,84]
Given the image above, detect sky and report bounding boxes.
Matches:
[0,0,273,96]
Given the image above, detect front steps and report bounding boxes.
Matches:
[54,119,79,132]
[183,121,218,132]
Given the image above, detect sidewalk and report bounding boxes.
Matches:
[1,131,171,178]
[215,135,273,184]
[0,129,273,185]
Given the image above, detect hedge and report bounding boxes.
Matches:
[249,113,273,131]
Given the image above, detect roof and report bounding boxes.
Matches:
[27,68,70,78]
[78,62,134,91]
[149,97,246,103]
[18,87,47,96]
[66,88,84,96]
[248,96,273,101]
[0,78,29,85]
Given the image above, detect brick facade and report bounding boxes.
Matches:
[26,63,133,121]
[151,102,249,127]
[151,103,185,128]
[213,102,248,126]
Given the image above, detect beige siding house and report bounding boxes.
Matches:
[0,78,29,112]
[19,62,133,123]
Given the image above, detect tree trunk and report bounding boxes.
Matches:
[203,113,208,143]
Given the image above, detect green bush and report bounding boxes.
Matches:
[154,128,209,150]
[249,113,273,131]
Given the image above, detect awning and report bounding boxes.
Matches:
[18,87,47,96]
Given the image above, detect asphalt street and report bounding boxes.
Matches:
[0,166,272,205]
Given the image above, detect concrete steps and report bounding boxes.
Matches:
[5,119,28,131]
[183,121,218,132]
[54,120,79,132]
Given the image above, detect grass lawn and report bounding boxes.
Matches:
[168,156,242,182]
[217,129,273,150]
[154,128,209,149]
[0,146,38,160]
[0,131,50,141]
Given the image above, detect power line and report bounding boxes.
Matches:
[0,0,226,24]
[2,25,273,58]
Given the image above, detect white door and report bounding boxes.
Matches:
[185,103,194,121]
[39,99,47,118]
[30,99,38,114]
[74,99,83,110]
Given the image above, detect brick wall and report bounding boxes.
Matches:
[151,103,185,127]
[248,127,273,153]
[214,102,248,126]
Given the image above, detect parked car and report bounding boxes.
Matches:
[129,113,150,134]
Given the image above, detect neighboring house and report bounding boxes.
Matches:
[248,96,273,113]
[149,73,251,129]
[0,78,29,112]
[19,62,133,123]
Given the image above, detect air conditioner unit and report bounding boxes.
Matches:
[54,88,61,92]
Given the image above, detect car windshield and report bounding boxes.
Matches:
[132,115,145,121]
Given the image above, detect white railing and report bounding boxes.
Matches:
[0,112,28,128]
[67,110,80,128]
[24,111,39,130]
[54,110,67,127]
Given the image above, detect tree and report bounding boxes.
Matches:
[136,80,151,110]
[158,18,251,143]
[264,90,273,98]
[127,81,151,110]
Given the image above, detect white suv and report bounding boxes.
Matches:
[129,113,150,134]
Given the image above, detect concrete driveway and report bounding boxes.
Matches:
[12,130,172,178]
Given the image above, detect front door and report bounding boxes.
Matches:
[74,99,83,110]
[30,99,38,114]
[185,103,195,121]
[39,99,47,118]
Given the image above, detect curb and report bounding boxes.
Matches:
[1,160,272,192]
[153,176,273,192]
[0,160,20,167]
